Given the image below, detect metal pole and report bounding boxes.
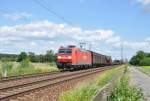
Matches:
[121,42,123,63]
[80,42,86,50]
[89,43,92,51]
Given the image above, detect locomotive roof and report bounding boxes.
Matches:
[59,46,111,58]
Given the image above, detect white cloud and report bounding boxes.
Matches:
[0,20,149,59]
[124,41,147,49]
[30,42,37,47]
[73,29,114,42]
[0,20,115,43]
[0,12,31,21]
[111,40,150,51]
[138,0,150,5]
[0,20,116,53]
[106,36,121,44]
[146,37,150,41]
[133,0,150,13]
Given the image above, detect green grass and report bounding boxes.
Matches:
[60,83,98,101]
[107,71,144,101]
[142,66,150,69]
[0,62,58,77]
[7,67,42,76]
[59,66,125,101]
[32,62,58,72]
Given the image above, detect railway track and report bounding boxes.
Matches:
[0,71,60,83]
[0,66,115,101]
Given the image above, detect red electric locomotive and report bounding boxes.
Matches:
[56,45,92,70]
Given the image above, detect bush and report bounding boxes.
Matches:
[1,61,13,77]
[19,58,31,68]
[17,52,28,62]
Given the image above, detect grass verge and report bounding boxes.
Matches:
[59,66,125,101]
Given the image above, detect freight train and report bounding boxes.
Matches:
[56,45,112,70]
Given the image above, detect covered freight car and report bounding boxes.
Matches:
[91,52,112,67]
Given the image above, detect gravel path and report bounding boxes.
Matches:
[129,67,150,101]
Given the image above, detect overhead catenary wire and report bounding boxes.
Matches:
[33,0,91,49]
[33,0,73,25]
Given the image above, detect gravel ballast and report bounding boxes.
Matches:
[9,71,103,101]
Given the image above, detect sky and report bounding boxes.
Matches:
[0,0,150,60]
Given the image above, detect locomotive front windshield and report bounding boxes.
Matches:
[58,49,72,54]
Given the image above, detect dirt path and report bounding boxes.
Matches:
[129,67,150,101]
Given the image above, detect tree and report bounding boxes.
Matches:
[45,50,56,62]
[1,50,56,63]
[17,52,28,62]
[130,56,139,65]
[130,51,150,66]
[140,57,150,66]
[0,53,18,61]
[146,53,150,57]
[28,52,37,62]
[136,51,145,60]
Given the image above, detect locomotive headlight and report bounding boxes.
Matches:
[58,56,62,59]
[68,56,72,59]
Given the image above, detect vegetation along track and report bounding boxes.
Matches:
[0,66,116,101]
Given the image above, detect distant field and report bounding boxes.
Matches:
[0,62,58,78]
[142,66,150,69]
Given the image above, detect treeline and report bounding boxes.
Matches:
[0,53,18,61]
[0,50,56,63]
[130,51,150,66]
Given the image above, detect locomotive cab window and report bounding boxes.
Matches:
[66,50,72,54]
[58,49,72,54]
[58,50,65,53]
